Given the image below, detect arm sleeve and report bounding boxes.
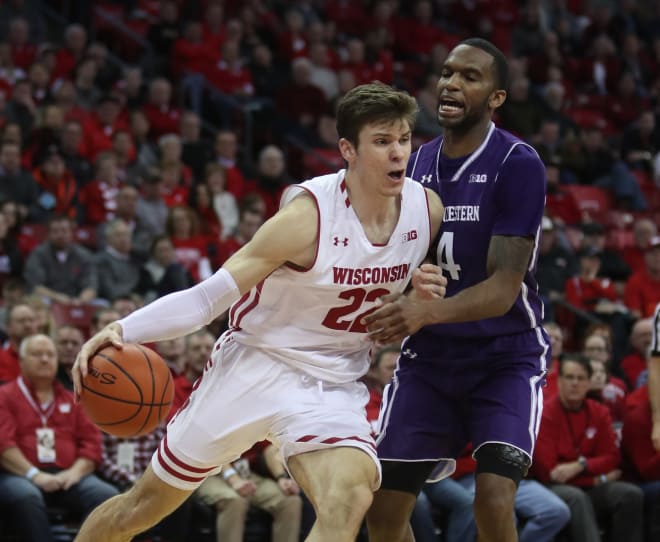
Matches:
[119,268,241,344]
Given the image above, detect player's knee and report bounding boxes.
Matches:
[316,482,372,525]
[475,443,531,486]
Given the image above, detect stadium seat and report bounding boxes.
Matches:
[562,185,613,224]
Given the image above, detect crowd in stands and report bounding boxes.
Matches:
[0,0,659,540]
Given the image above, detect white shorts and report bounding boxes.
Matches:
[151,334,380,490]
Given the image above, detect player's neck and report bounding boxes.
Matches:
[442,117,492,159]
[345,174,399,224]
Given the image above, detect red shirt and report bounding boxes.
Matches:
[622,385,660,481]
[532,396,620,487]
[0,344,20,383]
[170,373,193,419]
[79,179,124,226]
[543,358,560,401]
[143,103,182,140]
[0,378,102,469]
[624,269,660,317]
[564,275,617,311]
[621,352,646,390]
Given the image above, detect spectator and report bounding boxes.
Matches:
[623,217,658,275]
[4,78,36,136]
[537,216,577,321]
[165,205,212,282]
[94,219,141,302]
[532,354,644,542]
[78,152,124,226]
[0,140,40,221]
[97,185,157,261]
[248,144,293,219]
[118,66,146,111]
[58,120,93,187]
[362,344,399,431]
[53,324,84,391]
[72,56,101,111]
[0,334,118,541]
[170,328,215,415]
[0,209,23,291]
[205,164,238,239]
[195,441,302,542]
[136,172,168,236]
[621,370,660,541]
[53,23,87,81]
[180,111,213,183]
[580,222,631,285]
[31,144,80,221]
[85,93,128,161]
[497,75,546,140]
[624,235,660,319]
[143,78,182,141]
[155,336,186,377]
[145,0,180,77]
[621,317,653,389]
[213,129,250,200]
[213,197,264,268]
[0,303,36,383]
[586,354,627,428]
[157,134,191,207]
[543,321,565,401]
[23,215,98,306]
[136,235,191,304]
[620,110,660,179]
[127,110,158,180]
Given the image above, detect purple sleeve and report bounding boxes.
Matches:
[492,146,546,237]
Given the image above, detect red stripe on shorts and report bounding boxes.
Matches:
[162,435,216,474]
[321,435,377,451]
[296,435,318,442]
[156,443,208,483]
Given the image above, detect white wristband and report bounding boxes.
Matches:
[25,466,40,481]
[222,467,237,481]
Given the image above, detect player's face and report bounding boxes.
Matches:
[376,352,398,387]
[341,119,411,196]
[436,45,504,131]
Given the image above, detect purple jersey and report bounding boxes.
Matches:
[407,122,546,342]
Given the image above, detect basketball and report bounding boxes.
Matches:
[81,343,174,438]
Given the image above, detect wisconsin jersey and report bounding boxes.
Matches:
[226,170,432,383]
[407,122,546,341]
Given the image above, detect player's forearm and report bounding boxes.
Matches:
[118,268,240,344]
[424,272,521,325]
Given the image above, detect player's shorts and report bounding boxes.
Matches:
[152,334,380,491]
[376,327,549,481]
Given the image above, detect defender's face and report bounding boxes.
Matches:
[341,119,411,196]
[436,45,502,130]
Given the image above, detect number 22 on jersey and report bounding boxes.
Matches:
[322,287,389,333]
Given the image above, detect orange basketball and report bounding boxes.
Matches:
[81,343,174,438]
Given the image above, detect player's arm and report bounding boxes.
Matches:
[649,303,660,451]
[72,194,318,395]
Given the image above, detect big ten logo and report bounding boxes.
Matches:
[88,366,117,385]
[469,174,487,183]
[402,230,418,242]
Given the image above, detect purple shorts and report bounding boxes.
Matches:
[375,327,549,480]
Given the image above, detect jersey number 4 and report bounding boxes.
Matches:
[322,287,390,332]
[437,232,461,280]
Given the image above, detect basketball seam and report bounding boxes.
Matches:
[135,344,157,437]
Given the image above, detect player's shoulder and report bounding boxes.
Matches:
[492,126,542,164]
[280,171,342,208]
[409,136,443,176]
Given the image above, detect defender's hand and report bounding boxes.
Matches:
[364,294,429,343]
[73,322,124,402]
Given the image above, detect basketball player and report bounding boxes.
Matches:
[71,82,446,542]
[364,39,549,542]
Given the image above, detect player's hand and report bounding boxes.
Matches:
[549,462,582,483]
[33,471,63,492]
[364,294,429,343]
[72,322,124,403]
[277,477,300,495]
[652,421,660,452]
[410,264,446,301]
[230,477,257,497]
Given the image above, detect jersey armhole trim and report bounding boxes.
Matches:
[283,186,320,273]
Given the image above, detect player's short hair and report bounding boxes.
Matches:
[458,38,509,91]
[336,81,418,148]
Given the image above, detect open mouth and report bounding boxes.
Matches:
[438,97,464,114]
[388,169,405,181]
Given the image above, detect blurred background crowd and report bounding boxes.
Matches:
[0,0,659,540]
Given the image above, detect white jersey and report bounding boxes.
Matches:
[226,170,432,383]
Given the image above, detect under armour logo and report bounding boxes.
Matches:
[333,236,349,246]
[420,174,433,184]
[402,348,417,359]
